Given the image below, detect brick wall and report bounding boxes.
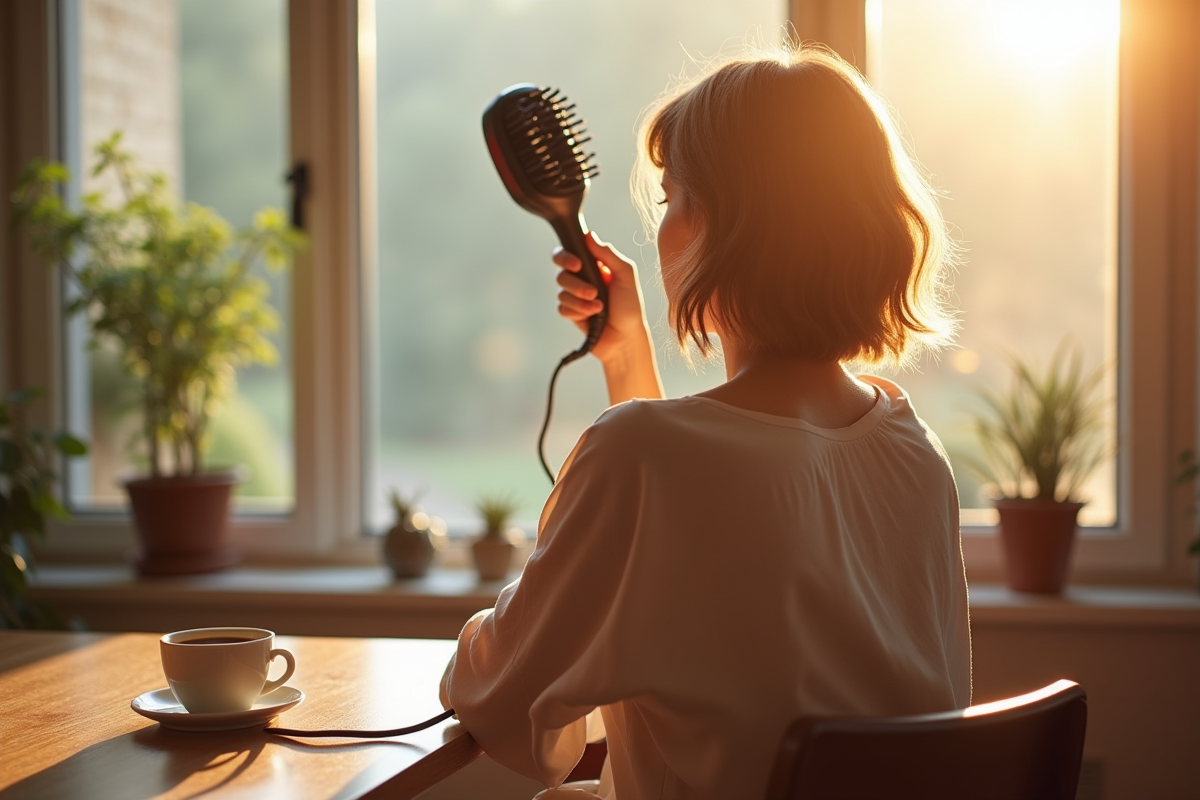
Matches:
[81,0,179,193]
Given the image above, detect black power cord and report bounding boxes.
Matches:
[264,707,456,738]
[537,345,591,483]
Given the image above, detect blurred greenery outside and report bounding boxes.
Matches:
[79,0,1118,532]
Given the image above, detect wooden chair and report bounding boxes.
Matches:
[763,680,1088,800]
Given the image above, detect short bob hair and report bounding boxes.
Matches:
[633,45,956,366]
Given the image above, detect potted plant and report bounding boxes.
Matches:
[383,488,435,579]
[472,494,521,581]
[12,133,304,575]
[969,343,1107,594]
[1,389,87,628]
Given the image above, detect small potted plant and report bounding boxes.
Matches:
[969,343,1107,594]
[1,389,87,628]
[12,133,304,575]
[383,488,435,579]
[472,494,521,581]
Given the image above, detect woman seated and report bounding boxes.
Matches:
[441,42,971,800]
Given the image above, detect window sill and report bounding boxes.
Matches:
[27,564,1200,638]
[966,583,1200,629]
[27,565,517,639]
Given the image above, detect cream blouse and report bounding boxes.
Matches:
[444,376,972,800]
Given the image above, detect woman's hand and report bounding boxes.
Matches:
[553,232,664,404]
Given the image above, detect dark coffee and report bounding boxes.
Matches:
[182,636,258,645]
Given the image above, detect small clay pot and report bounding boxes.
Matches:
[384,517,435,579]
[995,498,1083,594]
[125,472,241,575]
[472,535,515,581]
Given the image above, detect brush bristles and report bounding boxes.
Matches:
[502,87,598,196]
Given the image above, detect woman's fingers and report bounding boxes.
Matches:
[551,246,581,272]
[553,245,604,323]
[557,289,603,319]
[550,231,652,364]
[556,269,600,300]
[585,232,634,280]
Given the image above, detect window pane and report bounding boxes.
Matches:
[867,0,1120,525]
[369,4,783,529]
[63,0,293,512]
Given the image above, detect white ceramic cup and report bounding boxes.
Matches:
[160,627,296,714]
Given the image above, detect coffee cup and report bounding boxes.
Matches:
[160,627,296,714]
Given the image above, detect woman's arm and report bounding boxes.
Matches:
[553,232,664,405]
[443,410,644,785]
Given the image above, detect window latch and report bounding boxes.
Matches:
[286,162,309,230]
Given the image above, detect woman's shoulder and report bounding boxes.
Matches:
[857,374,954,463]
[567,398,713,465]
[591,396,718,436]
[857,374,911,407]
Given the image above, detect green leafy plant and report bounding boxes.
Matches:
[969,343,1107,502]
[475,493,520,539]
[1,389,87,629]
[11,132,304,477]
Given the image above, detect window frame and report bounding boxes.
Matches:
[2,0,372,563]
[2,0,1196,582]
[792,0,1199,583]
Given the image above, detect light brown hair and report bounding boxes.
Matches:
[632,44,956,366]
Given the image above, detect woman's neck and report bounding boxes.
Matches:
[697,337,877,428]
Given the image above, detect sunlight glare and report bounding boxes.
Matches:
[950,349,979,375]
[981,0,1120,76]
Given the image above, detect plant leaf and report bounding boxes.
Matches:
[2,388,40,406]
[9,487,44,536]
[53,434,88,457]
[0,441,19,473]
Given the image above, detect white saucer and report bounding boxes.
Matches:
[131,686,305,732]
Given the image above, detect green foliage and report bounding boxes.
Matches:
[388,488,423,522]
[11,132,305,477]
[968,342,1107,502]
[0,390,87,629]
[475,493,520,537]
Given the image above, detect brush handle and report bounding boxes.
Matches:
[551,214,609,354]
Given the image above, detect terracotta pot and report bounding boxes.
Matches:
[125,472,240,575]
[384,517,435,579]
[472,536,515,581]
[995,498,1083,594]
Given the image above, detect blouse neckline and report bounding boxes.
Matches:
[685,377,899,442]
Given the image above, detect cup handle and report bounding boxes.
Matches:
[261,648,296,695]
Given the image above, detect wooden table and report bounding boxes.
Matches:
[0,630,483,799]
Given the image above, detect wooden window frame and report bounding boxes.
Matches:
[793,0,1200,584]
[0,0,372,563]
[2,0,1196,582]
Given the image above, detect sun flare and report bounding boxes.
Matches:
[979,0,1120,76]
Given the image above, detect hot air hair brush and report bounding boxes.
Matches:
[483,84,606,351]
[482,84,605,481]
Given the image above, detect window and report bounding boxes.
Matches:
[6,0,362,558]
[864,0,1120,527]
[366,0,785,530]
[59,0,294,513]
[4,0,1195,579]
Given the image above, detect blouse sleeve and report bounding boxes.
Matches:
[443,407,644,786]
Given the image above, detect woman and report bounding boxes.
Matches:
[442,44,971,800]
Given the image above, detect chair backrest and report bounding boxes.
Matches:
[763,680,1087,800]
